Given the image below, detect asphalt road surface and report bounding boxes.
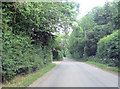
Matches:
[29,57,118,87]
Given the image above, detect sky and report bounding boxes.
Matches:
[65,0,114,35]
[76,0,114,19]
[58,0,115,35]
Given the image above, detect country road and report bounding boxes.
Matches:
[29,58,118,87]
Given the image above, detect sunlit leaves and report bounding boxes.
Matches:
[2,1,79,81]
[96,31,118,67]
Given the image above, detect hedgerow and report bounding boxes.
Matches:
[2,2,79,81]
[96,31,118,67]
[2,31,52,80]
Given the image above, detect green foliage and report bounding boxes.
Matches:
[2,31,52,80]
[52,35,64,61]
[3,63,56,87]
[52,50,63,61]
[2,1,118,82]
[68,25,84,59]
[2,2,79,81]
[85,61,119,72]
[59,34,69,57]
[69,1,118,57]
[92,2,118,27]
[78,13,96,30]
[96,31,118,67]
[67,1,118,68]
[65,49,71,58]
[119,1,120,29]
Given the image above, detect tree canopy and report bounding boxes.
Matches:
[2,2,79,81]
[67,1,118,66]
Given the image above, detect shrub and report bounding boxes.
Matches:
[68,26,84,59]
[52,49,63,61]
[96,30,118,67]
[2,31,52,81]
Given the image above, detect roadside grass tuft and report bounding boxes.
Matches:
[85,61,120,72]
[2,63,56,87]
[70,57,119,72]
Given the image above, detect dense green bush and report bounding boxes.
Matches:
[96,31,118,67]
[52,50,63,61]
[51,35,65,61]
[2,31,52,81]
[68,26,84,59]
[67,1,118,68]
[2,2,79,81]
[73,1,118,57]
[65,49,72,58]
[87,56,118,67]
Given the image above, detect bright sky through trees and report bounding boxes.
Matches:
[76,0,114,19]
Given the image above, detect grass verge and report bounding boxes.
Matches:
[2,63,56,87]
[69,57,119,72]
[85,61,120,72]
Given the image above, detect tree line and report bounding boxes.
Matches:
[2,2,79,81]
[67,1,119,67]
